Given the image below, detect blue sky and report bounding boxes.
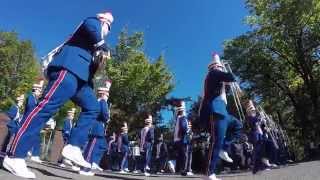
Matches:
[0,0,250,123]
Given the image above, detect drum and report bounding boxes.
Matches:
[132,146,140,156]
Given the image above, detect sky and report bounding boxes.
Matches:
[0,0,250,123]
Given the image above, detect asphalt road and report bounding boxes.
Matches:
[0,160,319,180]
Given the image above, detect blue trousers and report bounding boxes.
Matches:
[83,121,107,164]
[83,136,107,164]
[251,132,267,173]
[9,69,99,158]
[2,121,20,153]
[30,134,41,156]
[120,151,129,170]
[174,141,187,173]
[208,98,243,175]
[141,143,153,170]
[185,143,193,172]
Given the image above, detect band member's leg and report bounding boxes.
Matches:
[91,137,107,165]
[10,70,77,158]
[145,144,152,170]
[1,132,12,153]
[69,84,99,148]
[223,117,243,151]
[208,114,230,175]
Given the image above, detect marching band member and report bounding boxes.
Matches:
[199,53,240,180]
[58,108,76,168]
[80,80,112,176]
[106,132,117,171]
[155,134,168,174]
[62,109,76,145]
[27,81,44,164]
[2,12,114,178]
[139,113,155,176]
[246,100,270,174]
[1,94,25,153]
[173,101,191,176]
[118,122,129,173]
[185,120,194,176]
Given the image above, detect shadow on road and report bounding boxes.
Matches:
[29,166,72,180]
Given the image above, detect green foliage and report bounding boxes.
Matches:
[0,31,40,110]
[103,30,174,135]
[223,0,320,160]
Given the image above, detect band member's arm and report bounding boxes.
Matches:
[163,143,168,156]
[25,94,37,112]
[83,18,108,51]
[6,105,18,120]
[99,99,109,122]
[215,70,236,83]
[123,134,129,146]
[149,128,155,144]
[180,117,188,135]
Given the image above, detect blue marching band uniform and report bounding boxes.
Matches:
[1,94,25,153]
[25,83,44,163]
[58,108,76,167]
[155,134,168,173]
[80,80,112,176]
[2,12,114,179]
[118,123,130,173]
[62,109,75,145]
[2,82,44,161]
[106,133,118,170]
[199,53,243,180]
[246,100,278,174]
[173,101,194,176]
[138,114,155,176]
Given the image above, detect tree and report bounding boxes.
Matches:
[223,0,320,160]
[102,30,174,135]
[0,31,40,110]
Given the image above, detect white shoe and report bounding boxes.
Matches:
[91,163,103,171]
[144,172,151,176]
[62,144,91,168]
[219,150,233,163]
[187,171,194,176]
[71,165,81,171]
[119,170,127,174]
[208,173,221,180]
[27,151,32,157]
[3,156,36,179]
[133,170,139,174]
[168,161,175,173]
[270,163,278,168]
[30,156,43,164]
[262,158,271,167]
[124,168,129,172]
[63,159,73,166]
[59,163,66,168]
[79,169,95,176]
[145,166,150,171]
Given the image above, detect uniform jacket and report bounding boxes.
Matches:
[139,127,154,152]
[199,69,235,127]
[174,115,188,144]
[48,17,108,82]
